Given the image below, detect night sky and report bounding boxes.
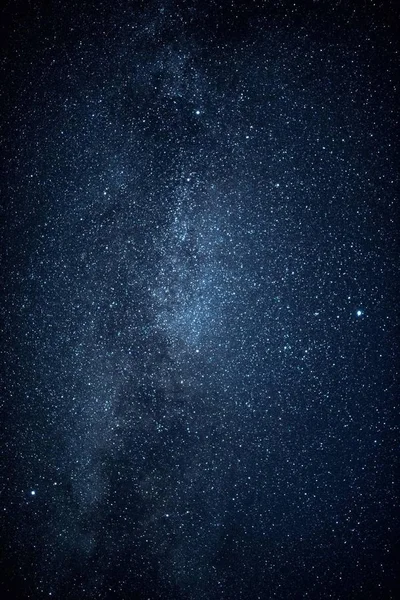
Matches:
[1,1,399,599]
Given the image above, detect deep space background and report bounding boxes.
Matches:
[1,1,399,599]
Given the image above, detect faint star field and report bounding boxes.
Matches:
[1,1,399,599]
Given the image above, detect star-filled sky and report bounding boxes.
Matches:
[1,1,399,599]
